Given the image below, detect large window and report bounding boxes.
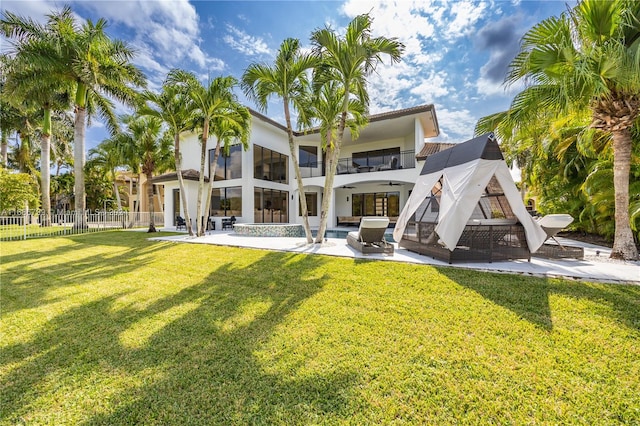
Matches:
[211,186,242,217]
[299,192,318,216]
[210,145,242,181]
[299,146,318,167]
[352,147,400,169]
[254,145,288,183]
[352,192,400,217]
[254,187,289,223]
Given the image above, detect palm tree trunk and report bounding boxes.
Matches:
[610,129,638,260]
[203,139,222,233]
[146,170,156,233]
[40,131,52,227]
[1,130,8,167]
[284,100,313,243]
[315,110,348,243]
[315,140,341,243]
[196,119,209,236]
[112,170,122,210]
[174,134,193,236]
[73,105,87,228]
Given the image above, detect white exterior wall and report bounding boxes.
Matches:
[161,110,435,231]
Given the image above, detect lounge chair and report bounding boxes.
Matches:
[537,214,574,249]
[347,216,394,254]
[176,215,186,230]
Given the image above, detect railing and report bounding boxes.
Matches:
[299,149,415,178]
[0,210,164,241]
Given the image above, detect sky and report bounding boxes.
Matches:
[1,0,570,151]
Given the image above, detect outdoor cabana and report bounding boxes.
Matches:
[393,133,547,263]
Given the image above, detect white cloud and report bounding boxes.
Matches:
[444,1,488,40]
[77,0,225,85]
[409,71,451,100]
[433,107,479,142]
[224,24,271,56]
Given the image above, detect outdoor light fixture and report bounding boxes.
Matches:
[347,196,349,202]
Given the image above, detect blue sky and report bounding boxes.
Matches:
[2,0,569,150]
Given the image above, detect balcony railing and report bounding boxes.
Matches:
[300,149,415,178]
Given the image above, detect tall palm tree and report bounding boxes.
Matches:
[167,70,247,236]
[116,115,174,233]
[3,6,146,226]
[140,83,196,235]
[202,109,251,231]
[300,81,367,242]
[501,0,639,260]
[242,38,318,244]
[2,53,73,226]
[310,13,404,243]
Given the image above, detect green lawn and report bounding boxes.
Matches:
[1,231,639,424]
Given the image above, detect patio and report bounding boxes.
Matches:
[152,228,639,285]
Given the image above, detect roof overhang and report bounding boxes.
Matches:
[151,169,208,184]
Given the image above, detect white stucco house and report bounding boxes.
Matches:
[152,104,440,230]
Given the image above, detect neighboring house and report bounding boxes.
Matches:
[116,171,164,213]
[152,104,440,229]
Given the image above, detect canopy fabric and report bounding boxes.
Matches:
[392,172,441,242]
[435,159,500,250]
[393,133,546,252]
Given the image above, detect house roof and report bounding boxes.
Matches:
[415,142,457,161]
[151,169,209,184]
[249,104,439,139]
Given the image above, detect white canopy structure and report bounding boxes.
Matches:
[394,133,547,261]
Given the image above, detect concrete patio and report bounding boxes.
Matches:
[150,228,639,285]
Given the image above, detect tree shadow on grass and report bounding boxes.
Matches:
[1,250,363,424]
[438,267,640,332]
[0,232,175,315]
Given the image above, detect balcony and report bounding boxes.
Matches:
[300,149,415,178]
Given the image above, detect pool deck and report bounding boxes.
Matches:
[149,228,640,285]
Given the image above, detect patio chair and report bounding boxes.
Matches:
[222,215,236,230]
[176,215,186,230]
[537,214,574,249]
[347,216,394,255]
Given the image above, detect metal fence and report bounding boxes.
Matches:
[0,210,164,241]
[299,149,416,178]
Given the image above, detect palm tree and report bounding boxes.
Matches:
[202,109,251,231]
[501,0,639,260]
[167,70,248,236]
[140,83,196,235]
[242,38,318,244]
[300,81,366,242]
[2,53,73,226]
[116,115,174,232]
[310,14,404,243]
[88,138,124,210]
[3,6,146,226]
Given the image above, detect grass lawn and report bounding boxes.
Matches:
[1,231,639,424]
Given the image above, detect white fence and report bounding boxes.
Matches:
[0,210,164,241]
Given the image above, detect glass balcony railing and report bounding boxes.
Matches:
[299,149,415,178]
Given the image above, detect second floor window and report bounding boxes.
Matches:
[210,145,242,181]
[254,145,288,184]
[299,145,318,167]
